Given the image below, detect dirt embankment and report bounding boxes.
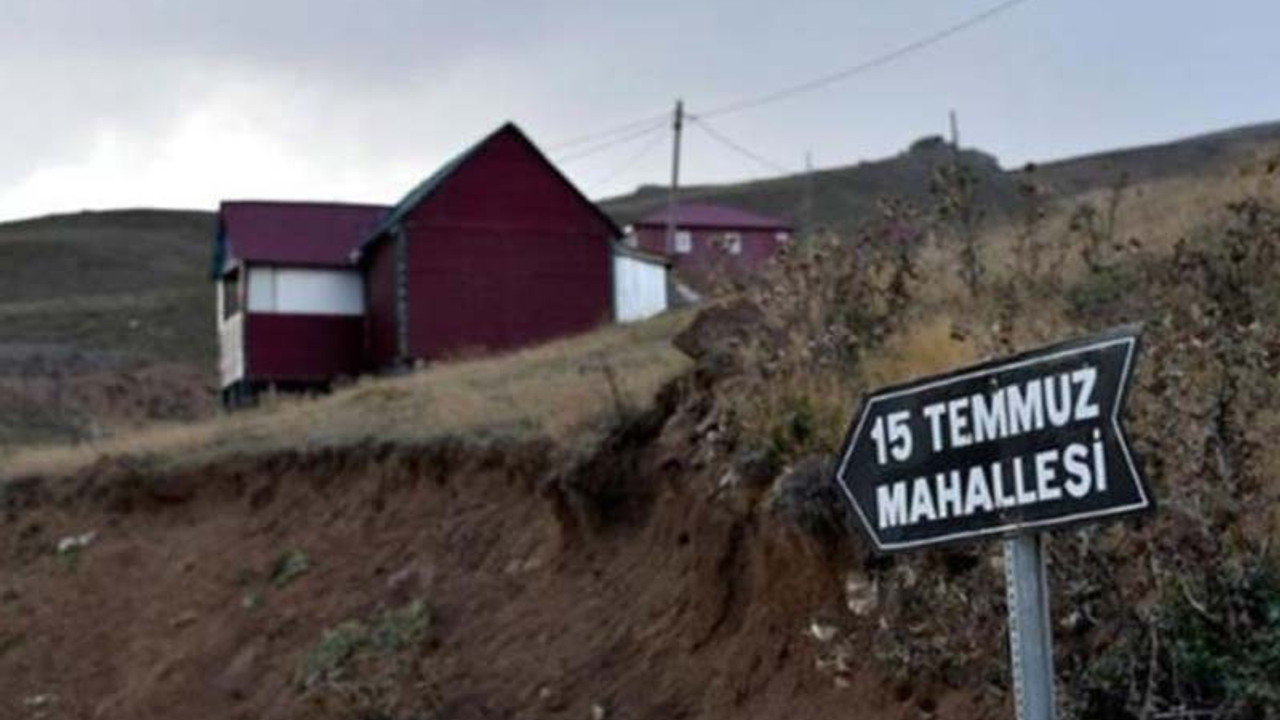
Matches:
[0,372,991,720]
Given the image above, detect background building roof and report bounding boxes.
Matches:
[634,202,792,231]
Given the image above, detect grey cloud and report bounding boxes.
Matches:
[2,0,1279,219]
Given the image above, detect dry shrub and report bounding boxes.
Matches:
[932,158,988,298]
[1071,196,1280,719]
[713,154,1280,717]
[858,314,977,389]
[714,199,926,462]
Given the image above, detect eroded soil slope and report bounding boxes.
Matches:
[0,379,982,720]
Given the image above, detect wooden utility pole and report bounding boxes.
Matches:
[665,99,684,255]
[949,109,961,153]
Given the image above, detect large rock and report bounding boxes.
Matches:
[671,299,766,373]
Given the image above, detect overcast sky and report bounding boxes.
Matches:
[2,1,1278,221]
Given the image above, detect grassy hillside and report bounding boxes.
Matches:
[0,208,216,365]
[1033,120,1280,194]
[601,120,1280,232]
[602,141,1017,234]
[0,209,217,448]
[6,119,1278,482]
[3,119,1279,452]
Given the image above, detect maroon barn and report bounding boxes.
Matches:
[624,202,793,287]
[214,201,389,404]
[353,122,624,369]
[215,122,668,405]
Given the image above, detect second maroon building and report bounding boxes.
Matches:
[624,202,793,288]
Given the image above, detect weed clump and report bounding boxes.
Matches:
[1164,567,1280,715]
[300,621,369,688]
[270,550,311,588]
[713,199,926,468]
[1079,564,1280,719]
[298,599,439,718]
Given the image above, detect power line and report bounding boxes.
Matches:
[692,116,875,227]
[590,127,668,188]
[689,115,796,176]
[554,119,667,164]
[697,0,1032,119]
[546,111,671,152]
[548,0,1030,195]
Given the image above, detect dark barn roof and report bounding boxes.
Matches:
[353,122,622,261]
[217,201,389,273]
[633,202,792,231]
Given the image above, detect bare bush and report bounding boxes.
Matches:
[1070,172,1133,274]
[716,200,926,462]
[715,157,1280,718]
[931,159,987,298]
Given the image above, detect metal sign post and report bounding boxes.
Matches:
[1004,533,1056,720]
[831,327,1154,720]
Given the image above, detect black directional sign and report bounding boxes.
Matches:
[834,326,1152,553]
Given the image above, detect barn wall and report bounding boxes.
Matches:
[234,263,367,383]
[612,253,667,322]
[243,314,363,382]
[363,239,399,370]
[403,228,611,357]
[399,130,615,360]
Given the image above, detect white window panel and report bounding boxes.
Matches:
[246,266,364,316]
[276,268,364,315]
[247,266,277,312]
[674,230,692,254]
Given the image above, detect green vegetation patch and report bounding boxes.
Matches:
[270,550,311,588]
[1065,262,1143,317]
[298,600,432,689]
[1164,566,1280,713]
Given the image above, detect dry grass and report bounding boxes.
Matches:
[857,314,978,388]
[702,146,1280,717]
[0,309,694,480]
[970,145,1280,283]
[719,144,1280,467]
